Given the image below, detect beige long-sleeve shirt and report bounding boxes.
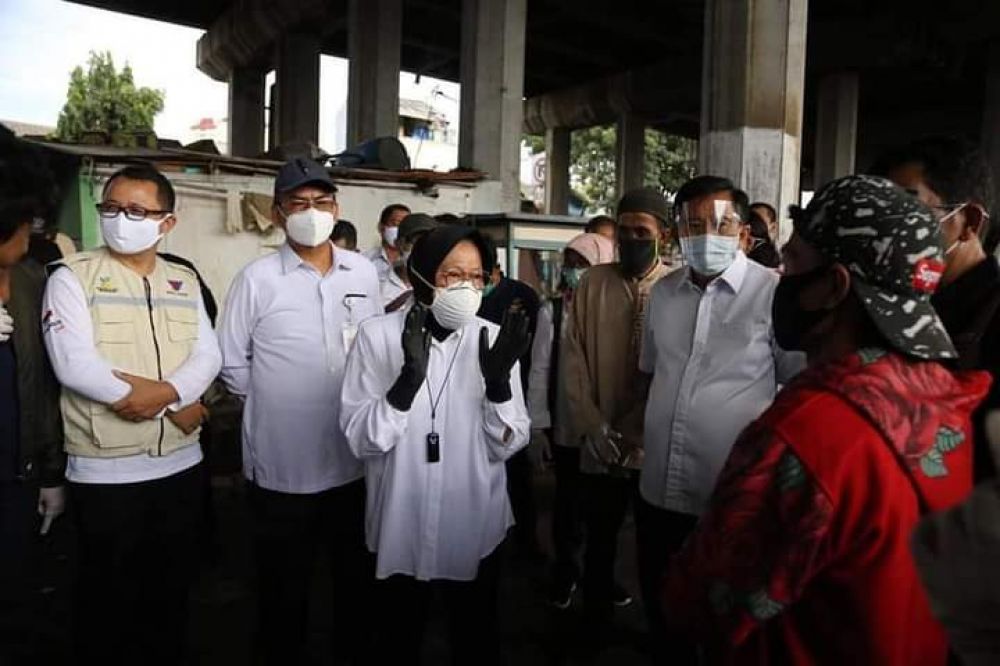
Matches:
[563,262,668,473]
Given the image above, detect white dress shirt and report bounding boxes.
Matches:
[42,266,221,484]
[218,242,382,494]
[363,246,408,307]
[340,308,531,581]
[639,251,805,515]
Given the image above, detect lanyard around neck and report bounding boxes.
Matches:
[424,330,465,435]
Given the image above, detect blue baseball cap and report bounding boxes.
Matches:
[274,157,337,198]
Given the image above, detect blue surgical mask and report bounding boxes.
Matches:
[679,234,740,276]
[561,267,585,289]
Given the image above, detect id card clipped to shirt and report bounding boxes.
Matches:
[341,293,368,355]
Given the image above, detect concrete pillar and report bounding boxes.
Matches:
[983,41,1000,221]
[544,127,570,214]
[699,0,808,240]
[347,0,402,147]
[814,71,858,189]
[228,67,265,157]
[616,115,646,200]
[274,31,321,147]
[459,0,527,213]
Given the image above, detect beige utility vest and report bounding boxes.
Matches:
[61,248,201,458]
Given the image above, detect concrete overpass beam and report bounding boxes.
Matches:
[459,0,528,212]
[616,114,646,200]
[274,31,321,147]
[347,0,402,147]
[699,0,808,241]
[814,71,859,189]
[228,66,266,157]
[544,127,570,214]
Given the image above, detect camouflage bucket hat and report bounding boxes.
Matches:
[790,174,957,361]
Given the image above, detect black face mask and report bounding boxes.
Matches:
[618,238,658,278]
[772,266,833,351]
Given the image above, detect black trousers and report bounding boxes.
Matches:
[249,478,372,666]
[372,546,502,666]
[580,471,636,619]
[634,495,699,666]
[0,480,40,664]
[71,463,204,666]
[550,445,583,589]
[505,448,538,553]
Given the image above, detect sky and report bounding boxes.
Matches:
[0,0,460,153]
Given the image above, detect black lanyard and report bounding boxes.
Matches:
[424,331,464,463]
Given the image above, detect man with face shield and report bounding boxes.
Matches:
[561,187,670,632]
[637,175,804,664]
[41,164,222,663]
[340,225,531,664]
[217,157,382,664]
[664,175,990,665]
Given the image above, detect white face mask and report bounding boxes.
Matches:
[680,234,740,275]
[101,212,164,255]
[430,281,482,330]
[383,225,400,247]
[285,208,335,247]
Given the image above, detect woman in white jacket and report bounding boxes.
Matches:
[340,225,531,665]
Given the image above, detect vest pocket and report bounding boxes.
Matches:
[165,306,199,342]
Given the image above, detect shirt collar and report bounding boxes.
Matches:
[280,241,349,275]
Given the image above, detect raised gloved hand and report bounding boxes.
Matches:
[0,305,13,343]
[387,304,432,411]
[479,305,532,403]
[584,423,624,467]
[38,486,66,535]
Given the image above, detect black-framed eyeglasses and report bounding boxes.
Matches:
[96,202,173,221]
[279,196,338,215]
[931,202,966,219]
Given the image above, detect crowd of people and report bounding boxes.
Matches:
[2,123,1000,666]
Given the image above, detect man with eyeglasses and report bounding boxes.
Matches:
[636,176,804,664]
[217,156,381,665]
[41,163,221,663]
[880,136,1000,481]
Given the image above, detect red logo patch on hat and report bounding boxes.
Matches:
[913,259,944,293]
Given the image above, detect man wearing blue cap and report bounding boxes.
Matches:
[218,157,382,664]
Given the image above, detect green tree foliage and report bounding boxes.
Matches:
[525,126,698,213]
[54,51,165,143]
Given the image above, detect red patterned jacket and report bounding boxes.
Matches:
[664,349,991,665]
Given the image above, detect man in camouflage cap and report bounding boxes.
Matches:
[662,175,991,665]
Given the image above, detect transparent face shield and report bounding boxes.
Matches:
[676,199,743,239]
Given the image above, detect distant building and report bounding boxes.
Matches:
[1,119,56,138]
[397,96,457,171]
[186,116,229,154]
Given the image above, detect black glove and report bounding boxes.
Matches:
[479,305,532,403]
[387,305,432,411]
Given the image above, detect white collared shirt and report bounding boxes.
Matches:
[340,308,531,581]
[639,252,805,515]
[42,265,221,484]
[363,246,408,307]
[218,242,382,493]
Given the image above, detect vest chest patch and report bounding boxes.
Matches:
[96,276,118,294]
[167,279,189,297]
